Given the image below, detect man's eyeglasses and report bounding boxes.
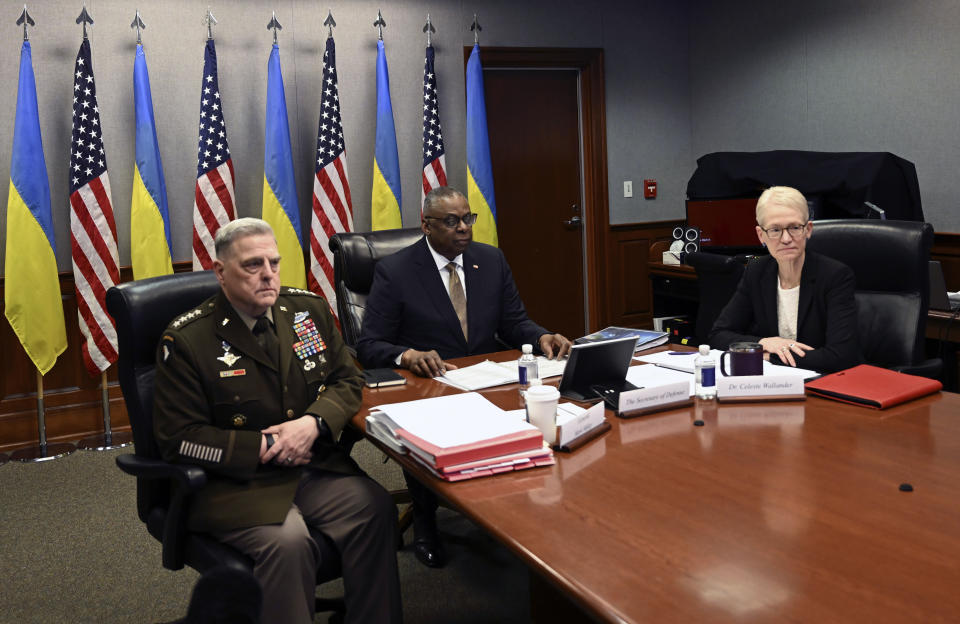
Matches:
[424,213,478,228]
[759,223,808,238]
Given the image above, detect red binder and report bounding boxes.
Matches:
[397,428,543,469]
[805,364,942,409]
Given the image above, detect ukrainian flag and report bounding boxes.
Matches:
[371,40,402,230]
[131,44,173,280]
[262,44,306,288]
[466,44,498,247]
[4,41,67,375]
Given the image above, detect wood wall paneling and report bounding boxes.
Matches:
[603,222,679,329]
[0,263,193,452]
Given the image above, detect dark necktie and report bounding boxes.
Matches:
[446,262,468,342]
[253,316,279,368]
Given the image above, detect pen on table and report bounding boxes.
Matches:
[667,351,694,355]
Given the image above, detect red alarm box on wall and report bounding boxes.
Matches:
[644,179,657,199]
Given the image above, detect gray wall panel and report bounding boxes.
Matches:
[0,0,692,272]
[691,0,960,231]
[10,0,960,273]
[603,0,691,224]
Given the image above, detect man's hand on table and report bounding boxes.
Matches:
[401,348,459,378]
[539,333,572,360]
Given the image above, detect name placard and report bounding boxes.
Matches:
[618,381,693,418]
[716,375,806,402]
[556,401,606,447]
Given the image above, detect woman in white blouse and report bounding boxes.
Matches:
[710,186,860,373]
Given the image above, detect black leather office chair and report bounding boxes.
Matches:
[328,228,427,533]
[106,272,344,618]
[807,219,941,378]
[328,228,424,349]
[686,252,747,346]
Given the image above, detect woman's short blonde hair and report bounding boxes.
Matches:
[756,186,809,226]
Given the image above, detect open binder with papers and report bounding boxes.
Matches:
[365,392,554,481]
[435,357,567,391]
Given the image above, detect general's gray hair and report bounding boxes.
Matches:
[422,187,467,217]
[214,218,276,260]
[756,186,809,226]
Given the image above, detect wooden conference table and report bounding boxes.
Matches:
[354,351,960,623]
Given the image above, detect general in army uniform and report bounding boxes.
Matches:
[153,218,401,624]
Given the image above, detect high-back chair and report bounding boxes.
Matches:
[329,228,424,530]
[106,272,344,617]
[329,228,424,349]
[686,252,747,346]
[807,219,941,378]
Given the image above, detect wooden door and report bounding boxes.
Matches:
[466,47,609,338]
[483,68,585,338]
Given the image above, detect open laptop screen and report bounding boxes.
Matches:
[558,336,636,401]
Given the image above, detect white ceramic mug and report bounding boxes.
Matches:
[525,384,560,445]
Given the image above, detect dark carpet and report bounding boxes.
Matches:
[0,440,529,623]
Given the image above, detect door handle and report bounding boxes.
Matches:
[563,205,582,229]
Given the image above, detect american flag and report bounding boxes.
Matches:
[309,35,353,315]
[192,39,235,271]
[69,38,120,377]
[421,45,447,208]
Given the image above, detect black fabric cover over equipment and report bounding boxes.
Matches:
[686,151,924,221]
[328,228,424,350]
[106,271,345,617]
[805,219,941,378]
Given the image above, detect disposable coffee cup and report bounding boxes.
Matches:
[525,384,560,445]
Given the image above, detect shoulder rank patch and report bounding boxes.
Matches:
[171,307,203,329]
[282,287,319,297]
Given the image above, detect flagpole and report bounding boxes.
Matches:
[78,370,132,451]
[11,370,76,463]
[71,5,130,452]
[9,8,73,463]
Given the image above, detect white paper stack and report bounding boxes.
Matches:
[366,392,554,481]
[436,357,567,391]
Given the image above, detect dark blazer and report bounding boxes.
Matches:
[710,252,861,374]
[153,288,363,532]
[356,238,549,368]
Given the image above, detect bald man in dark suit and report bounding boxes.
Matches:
[357,187,571,567]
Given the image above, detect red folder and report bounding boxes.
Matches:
[437,446,553,474]
[805,364,942,409]
[397,427,543,469]
[408,449,555,482]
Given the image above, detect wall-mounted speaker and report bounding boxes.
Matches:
[683,226,700,253]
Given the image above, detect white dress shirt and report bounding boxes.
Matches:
[425,238,467,300]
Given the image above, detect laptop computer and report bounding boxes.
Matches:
[929,261,960,312]
[557,335,637,405]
